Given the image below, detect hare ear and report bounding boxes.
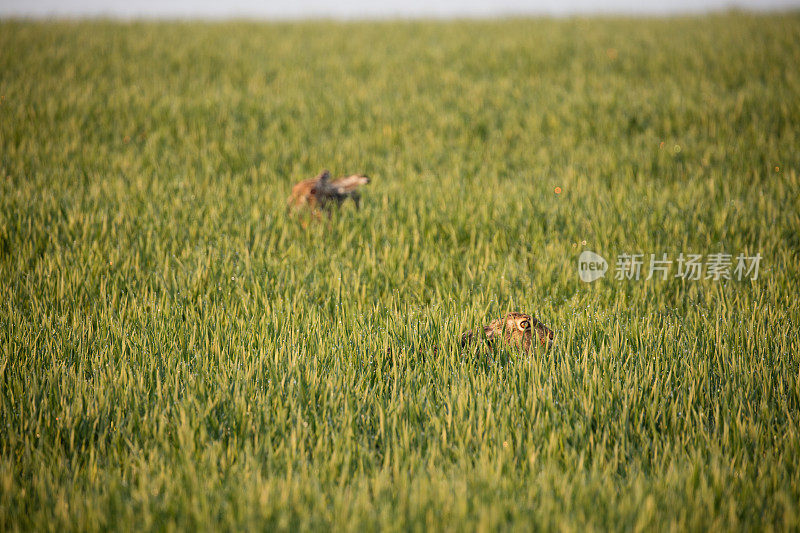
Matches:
[311,169,330,194]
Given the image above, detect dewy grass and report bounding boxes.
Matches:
[1,13,800,531]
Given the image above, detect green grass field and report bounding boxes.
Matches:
[2,14,800,531]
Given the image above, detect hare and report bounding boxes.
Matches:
[461,312,554,354]
[287,169,370,217]
[388,312,553,362]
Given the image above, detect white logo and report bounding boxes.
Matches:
[579,251,608,283]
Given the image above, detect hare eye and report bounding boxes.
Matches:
[519,320,529,330]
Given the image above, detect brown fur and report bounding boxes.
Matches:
[388,312,553,362]
[287,169,370,217]
[461,312,554,354]
[329,174,371,209]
